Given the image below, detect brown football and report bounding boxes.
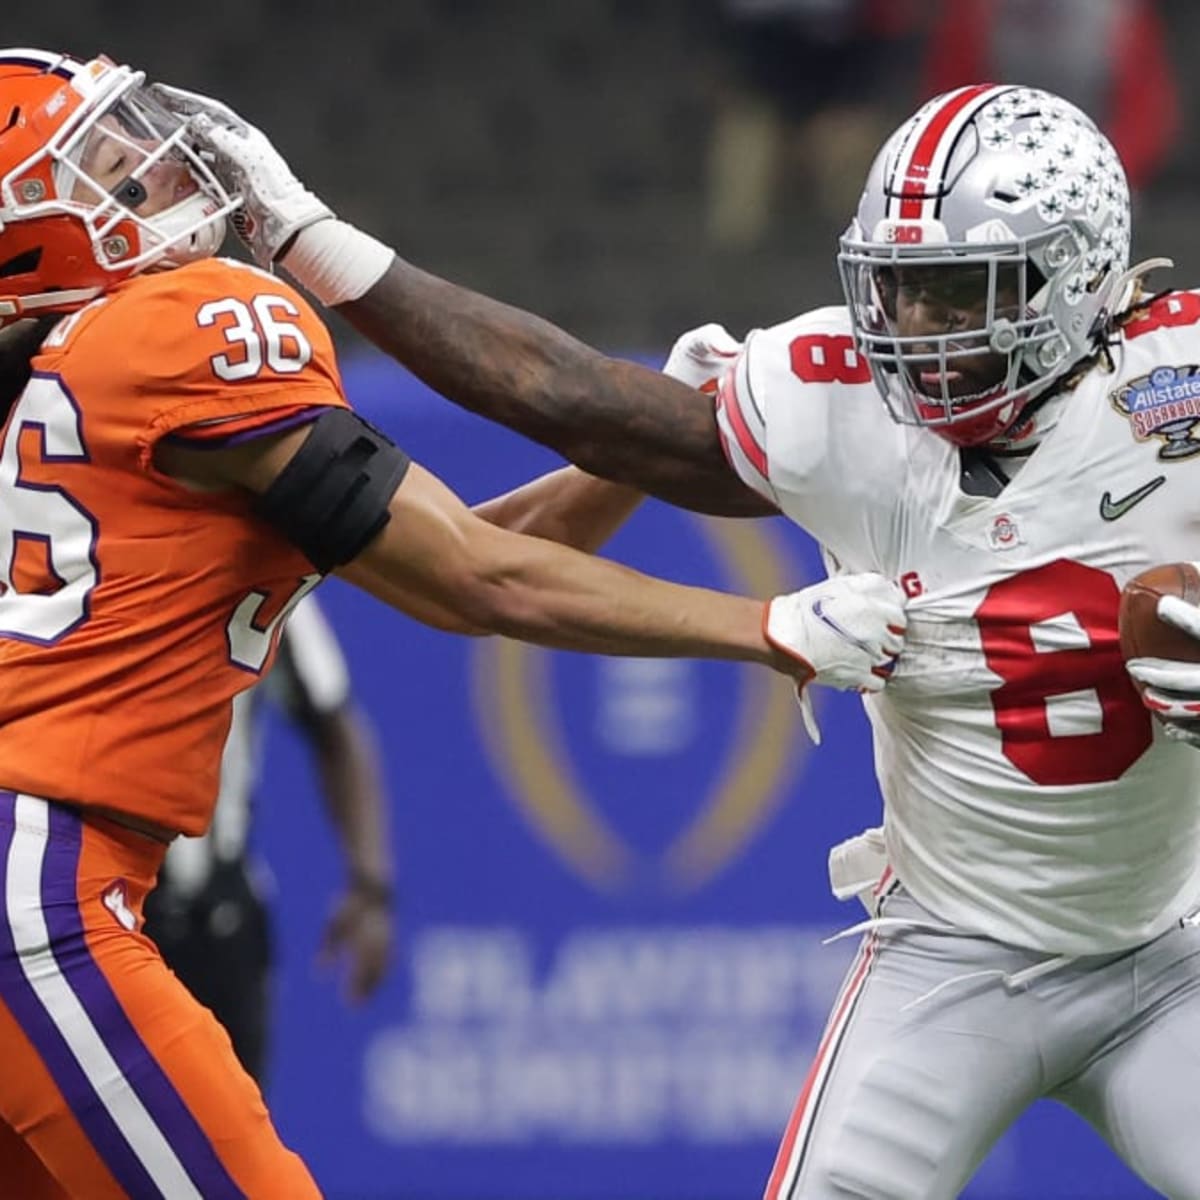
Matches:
[1118,562,1200,662]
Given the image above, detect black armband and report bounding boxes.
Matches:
[253,407,410,572]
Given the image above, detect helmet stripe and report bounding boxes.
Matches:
[890,84,1008,220]
[0,49,75,79]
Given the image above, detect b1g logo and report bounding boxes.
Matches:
[1110,363,1200,460]
[470,515,807,894]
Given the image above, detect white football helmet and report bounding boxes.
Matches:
[0,49,239,324]
[838,84,1131,447]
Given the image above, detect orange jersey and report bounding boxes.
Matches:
[0,257,349,835]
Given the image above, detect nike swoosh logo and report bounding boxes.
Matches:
[1099,475,1166,521]
[811,598,875,656]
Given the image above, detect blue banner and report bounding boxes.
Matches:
[252,354,1155,1199]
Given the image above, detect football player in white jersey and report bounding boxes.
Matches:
[175,81,1200,1197]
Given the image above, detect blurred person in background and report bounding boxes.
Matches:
[0,47,903,1198]
[706,0,922,245]
[921,0,1179,193]
[188,72,1200,1198]
[143,592,393,1085]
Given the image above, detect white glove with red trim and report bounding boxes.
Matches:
[661,322,743,392]
[148,82,332,266]
[152,81,393,304]
[1127,593,1200,746]
[765,573,906,743]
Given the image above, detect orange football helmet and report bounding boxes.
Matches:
[0,49,238,326]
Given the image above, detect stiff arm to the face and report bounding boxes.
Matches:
[156,86,773,519]
[155,85,910,697]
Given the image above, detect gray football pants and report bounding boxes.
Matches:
[766,886,1200,1199]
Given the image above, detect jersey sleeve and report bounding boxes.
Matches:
[158,405,325,448]
[1117,288,1200,366]
[55,257,350,471]
[715,310,851,507]
[717,307,913,558]
[714,342,777,504]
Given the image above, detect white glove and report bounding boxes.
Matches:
[1126,658,1200,747]
[828,826,888,905]
[661,322,743,392]
[1127,593,1200,746]
[766,573,906,743]
[147,83,332,266]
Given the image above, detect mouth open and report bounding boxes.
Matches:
[913,367,1006,406]
[918,368,963,392]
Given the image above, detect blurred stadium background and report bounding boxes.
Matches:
[12,3,1196,1197]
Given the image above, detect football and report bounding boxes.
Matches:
[1118,562,1200,662]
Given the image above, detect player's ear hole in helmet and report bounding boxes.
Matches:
[0,249,42,278]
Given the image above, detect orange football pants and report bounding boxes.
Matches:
[0,791,322,1198]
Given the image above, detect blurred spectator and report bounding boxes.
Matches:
[921,0,1179,192]
[706,0,922,246]
[143,592,394,1084]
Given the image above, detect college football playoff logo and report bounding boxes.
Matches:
[471,515,806,893]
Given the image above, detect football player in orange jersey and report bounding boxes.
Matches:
[0,49,909,1198]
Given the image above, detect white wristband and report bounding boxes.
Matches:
[279,219,395,307]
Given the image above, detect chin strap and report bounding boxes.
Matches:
[0,286,101,328]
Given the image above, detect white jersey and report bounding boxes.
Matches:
[718,294,1200,955]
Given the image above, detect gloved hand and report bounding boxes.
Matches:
[147,83,332,266]
[662,322,743,392]
[765,572,906,743]
[1127,593,1200,746]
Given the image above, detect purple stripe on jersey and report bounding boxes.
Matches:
[40,803,249,1198]
[0,793,161,1197]
[163,407,324,450]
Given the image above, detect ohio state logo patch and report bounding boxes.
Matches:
[988,512,1023,551]
[1110,364,1200,460]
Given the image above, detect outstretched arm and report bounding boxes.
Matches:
[465,330,755,550]
[157,425,783,663]
[162,91,773,517]
[341,459,778,660]
[338,260,768,516]
[472,466,645,553]
[155,421,905,694]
